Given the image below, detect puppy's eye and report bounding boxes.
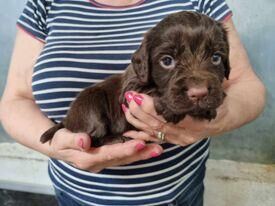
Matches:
[160,55,175,69]
[211,53,222,65]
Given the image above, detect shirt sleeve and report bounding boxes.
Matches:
[197,0,232,21]
[17,0,52,42]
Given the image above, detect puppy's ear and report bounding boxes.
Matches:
[216,21,231,80]
[224,57,231,80]
[221,24,231,80]
[131,38,151,84]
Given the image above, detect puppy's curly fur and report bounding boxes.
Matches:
[40,11,230,146]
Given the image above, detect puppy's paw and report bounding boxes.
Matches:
[205,109,217,121]
[154,97,165,115]
[92,135,131,147]
[162,111,186,124]
[193,109,217,121]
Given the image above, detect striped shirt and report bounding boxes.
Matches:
[17,0,232,205]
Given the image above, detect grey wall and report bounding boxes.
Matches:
[0,0,274,163]
[0,1,27,142]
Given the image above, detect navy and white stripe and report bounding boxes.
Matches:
[18,0,231,205]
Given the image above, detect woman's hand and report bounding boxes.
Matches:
[122,91,228,146]
[47,128,163,173]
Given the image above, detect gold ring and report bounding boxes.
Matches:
[156,131,166,142]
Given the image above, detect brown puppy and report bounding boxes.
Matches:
[40,11,230,146]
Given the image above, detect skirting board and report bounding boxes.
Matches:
[0,143,274,206]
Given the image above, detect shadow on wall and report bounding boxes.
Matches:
[0,0,274,163]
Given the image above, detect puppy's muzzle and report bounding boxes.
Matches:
[187,86,209,104]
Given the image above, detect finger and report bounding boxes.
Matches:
[64,140,163,172]
[125,91,165,122]
[91,142,164,172]
[74,133,92,151]
[132,93,157,116]
[97,139,148,162]
[123,130,160,143]
[122,104,153,134]
[127,99,165,130]
[67,140,143,172]
[53,128,91,151]
[89,139,162,166]
[134,94,166,122]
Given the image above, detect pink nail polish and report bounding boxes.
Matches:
[135,143,146,151]
[150,151,161,158]
[78,138,84,149]
[133,95,143,105]
[121,104,127,112]
[124,92,133,102]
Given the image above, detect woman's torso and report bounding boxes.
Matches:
[17,0,231,204]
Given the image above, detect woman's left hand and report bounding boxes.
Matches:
[122,91,228,146]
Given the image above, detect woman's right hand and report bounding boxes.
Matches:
[48,128,163,173]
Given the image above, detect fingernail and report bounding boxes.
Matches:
[78,138,84,149]
[121,104,127,112]
[150,151,161,158]
[124,91,133,103]
[135,143,146,151]
[133,95,143,105]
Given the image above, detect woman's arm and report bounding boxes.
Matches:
[0,28,55,155]
[212,19,266,133]
[0,29,163,172]
[122,19,266,145]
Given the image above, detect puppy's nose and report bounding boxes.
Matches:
[187,86,208,102]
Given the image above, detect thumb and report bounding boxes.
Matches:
[73,132,92,151]
[53,128,91,151]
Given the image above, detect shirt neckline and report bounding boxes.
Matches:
[89,0,146,9]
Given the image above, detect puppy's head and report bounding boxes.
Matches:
[132,11,230,120]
